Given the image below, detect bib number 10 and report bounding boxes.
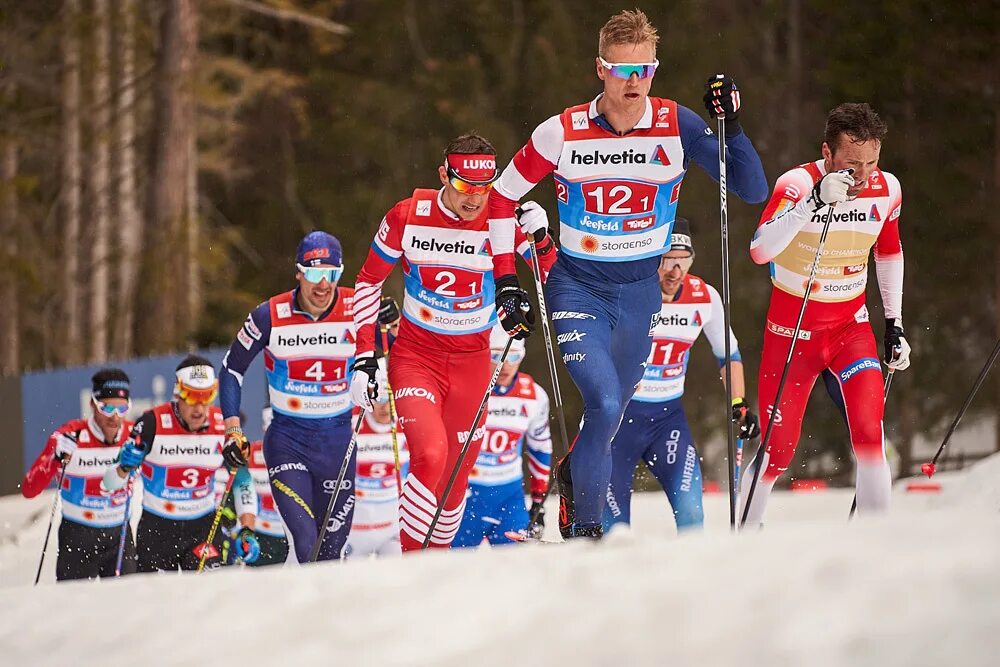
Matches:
[582,180,658,216]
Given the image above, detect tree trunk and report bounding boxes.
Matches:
[186,117,200,342]
[785,0,802,163]
[114,0,142,356]
[89,0,111,362]
[0,138,18,376]
[142,0,198,353]
[62,0,83,365]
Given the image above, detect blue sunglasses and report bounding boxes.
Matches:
[297,263,344,284]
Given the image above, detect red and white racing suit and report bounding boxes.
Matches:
[743,160,903,525]
[353,188,554,550]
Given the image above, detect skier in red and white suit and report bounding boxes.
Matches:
[350,134,557,551]
[742,103,910,526]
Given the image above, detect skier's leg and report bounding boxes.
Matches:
[643,401,704,532]
[452,486,490,548]
[741,325,823,527]
[390,347,450,551]
[312,421,357,561]
[264,426,319,564]
[828,322,891,513]
[602,402,650,531]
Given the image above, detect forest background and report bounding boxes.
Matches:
[1,0,997,484]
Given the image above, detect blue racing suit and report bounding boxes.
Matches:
[220,287,357,562]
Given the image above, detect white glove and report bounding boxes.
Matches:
[349,353,379,412]
[886,336,911,371]
[516,201,549,241]
[811,168,854,208]
[54,432,78,461]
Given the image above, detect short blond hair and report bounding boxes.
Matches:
[598,9,659,58]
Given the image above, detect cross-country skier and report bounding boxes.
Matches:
[345,360,409,558]
[103,356,260,571]
[219,231,384,563]
[740,102,908,526]
[22,369,136,580]
[592,218,759,534]
[453,325,551,547]
[487,9,768,538]
[350,134,557,551]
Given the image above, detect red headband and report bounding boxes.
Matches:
[445,153,498,185]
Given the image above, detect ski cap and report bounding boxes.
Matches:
[668,217,693,254]
[489,323,526,357]
[296,231,343,267]
[174,354,219,405]
[91,368,130,401]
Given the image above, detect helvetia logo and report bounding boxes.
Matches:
[649,144,670,166]
[570,148,649,165]
[868,204,881,221]
[410,236,476,255]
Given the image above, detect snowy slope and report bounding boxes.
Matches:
[1,460,998,666]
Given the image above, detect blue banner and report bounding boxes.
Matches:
[20,348,268,475]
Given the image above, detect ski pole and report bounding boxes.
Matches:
[715,115,741,531]
[733,437,745,493]
[380,324,404,499]
[422,336,514,549]
[33,460,69,586]
[740,202,838,528]
[921,335,1000,478]
[309,410,365,562]
[513,210,572,526]
[197,471,236,573]
[114,471,135,576]
[849,368,895,518]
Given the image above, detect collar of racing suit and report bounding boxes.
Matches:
[590,93,654,136]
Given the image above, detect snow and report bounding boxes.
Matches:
[1,458,999,666]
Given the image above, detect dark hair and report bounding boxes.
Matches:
[443,133,496,159]
[91,368,131,399]
[176,354,213,372]
[824,103,887,154]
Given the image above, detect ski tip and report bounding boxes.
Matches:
[920,462,936,478]
[504,530,533,543]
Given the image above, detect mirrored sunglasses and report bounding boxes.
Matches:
[599,57,659,80]
[491,349,525,365]
[445,165,496,196]
[176,381,219,406]
[92,396,130,416]
[660,254,694,272]
[296,263,344,284]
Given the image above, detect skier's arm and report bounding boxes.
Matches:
[525,385,553,499]
[514,226,558,284]
[749,168,818,264]
[103,411,156,489]
[874,175,904,322]
[231,465,258,529]
[702,284,745,399]
[21,430,65,498]
[353,201,408,357]
[488,115,563,278]
[678,104,768,204]
[220,302,272,428]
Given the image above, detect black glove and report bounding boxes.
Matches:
[731,398,760,440]
[494,274,535,340]
[883,318,911,371]
[222,428,250,469]
[703,74,742,137]
[527,500,545,539]
[377,296,400,326]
